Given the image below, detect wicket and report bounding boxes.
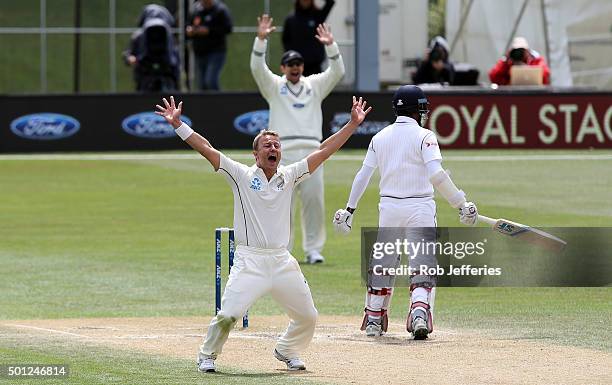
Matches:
[215,227,249,328]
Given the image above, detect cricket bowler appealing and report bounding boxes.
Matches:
[250,14,345,264]
[333,85,478,340]
[155,95,371,373]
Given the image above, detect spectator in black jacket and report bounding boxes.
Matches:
[282,0,335,76]
[413,36,455,85]
[187,0,232,90]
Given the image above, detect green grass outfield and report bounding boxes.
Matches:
[0,149,610,384]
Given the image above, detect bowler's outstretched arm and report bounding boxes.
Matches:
[155,96,221,170]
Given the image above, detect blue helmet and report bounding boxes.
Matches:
[392,85,430,122]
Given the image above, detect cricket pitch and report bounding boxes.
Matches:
[2,315,610,385]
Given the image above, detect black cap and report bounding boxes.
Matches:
[392,85,429,116]
[281,50,304,65]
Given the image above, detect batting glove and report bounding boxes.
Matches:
[333,208,353,234]
[459,202,478,226]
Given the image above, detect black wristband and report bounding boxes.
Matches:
[346,207,355,214]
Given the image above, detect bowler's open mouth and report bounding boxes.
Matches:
[268,155,277,162]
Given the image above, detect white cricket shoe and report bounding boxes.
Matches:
[411,317,429,340]
[274,349,306,371]
[365,321,384,337]
[305,251,325,264]
[197,356,216,373]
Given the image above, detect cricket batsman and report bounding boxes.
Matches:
[332,85,478,339]
[250,14,345,264]
[155,95,371,372]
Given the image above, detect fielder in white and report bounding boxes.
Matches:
[155,95,371,372]
[250,15,345,264]
[332,85,478,339]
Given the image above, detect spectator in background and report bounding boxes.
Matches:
[123,4,179,92]
[413,36,455,85]
[489,37,550,85]
[283,0,335,76]
[187,0,232,90]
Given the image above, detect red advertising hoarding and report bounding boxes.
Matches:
[425,94,612,148]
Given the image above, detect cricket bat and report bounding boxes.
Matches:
[478,215,567,253]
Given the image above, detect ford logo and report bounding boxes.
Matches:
[330,113,390,135]
[121,112,192,139]
[233,110,269,136]
[10,113,80,140]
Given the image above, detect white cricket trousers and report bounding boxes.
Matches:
[282,147,326,255]
[378,197,438,284]
[378,197,437,227]
[366,197,438,322]
[199,245,318,360]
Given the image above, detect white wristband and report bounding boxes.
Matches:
[175,122,194,141]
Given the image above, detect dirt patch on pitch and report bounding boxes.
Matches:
[3,316,611,385]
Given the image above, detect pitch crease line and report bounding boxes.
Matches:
[4,323,93,339]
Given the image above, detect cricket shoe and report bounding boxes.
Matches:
[365,320,384,337]
[411,317,429,340]
[305,251,325,264]
[197,356,216,373]
[274,349,306,371]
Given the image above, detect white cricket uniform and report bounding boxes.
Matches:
[355,116,442,327]
[250,37,345,255]
[364,116,442,228]
[199,154,318,360]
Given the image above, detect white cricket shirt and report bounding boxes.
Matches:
[364,116,442,199]
[250,37,345,150]
[217,153,310,249]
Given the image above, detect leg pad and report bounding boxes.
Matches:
[406,282,435,333]
[406,301,433,333]
[360,308,389,332]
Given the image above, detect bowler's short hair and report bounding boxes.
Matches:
[252,129,280,151]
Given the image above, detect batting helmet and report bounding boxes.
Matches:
[392,85,430,123]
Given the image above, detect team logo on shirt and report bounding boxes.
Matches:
[280,85,288,95]
[250,176,262,191]
[292,103,305,108]
[273,178,285,191]
[424,141,438,148]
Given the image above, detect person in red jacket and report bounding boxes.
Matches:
[489,37,550,85]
